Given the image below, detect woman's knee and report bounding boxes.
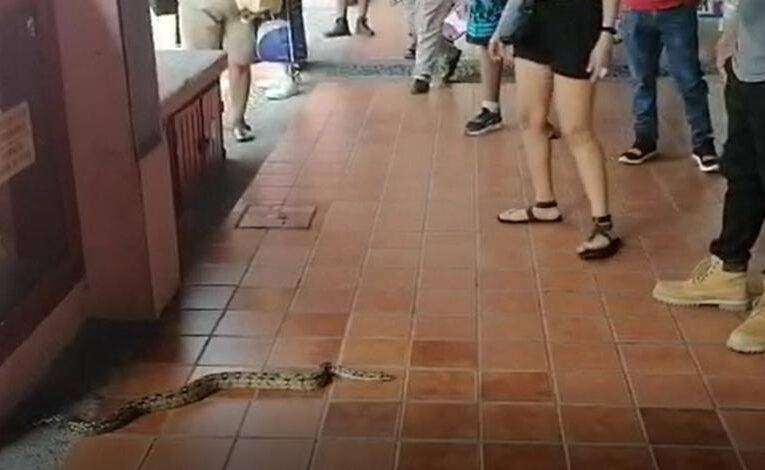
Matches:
[560,121,596,147]
[518,111,548,132]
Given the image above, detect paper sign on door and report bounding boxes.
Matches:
[0,102,36,187]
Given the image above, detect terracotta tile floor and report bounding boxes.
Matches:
[62,80,765,469]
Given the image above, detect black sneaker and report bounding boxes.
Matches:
[443,47,462,83]
[465,108,503,136]
[324,17,351,38]
[618,140,658,165]
[692,141,720,173]
[410,77,430,95]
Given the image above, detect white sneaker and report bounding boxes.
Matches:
[265,79,299,101]
[233,123,255,142]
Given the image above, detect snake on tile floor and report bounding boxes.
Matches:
[34,363,393,435]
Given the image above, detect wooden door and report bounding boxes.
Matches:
[0,0,84,362]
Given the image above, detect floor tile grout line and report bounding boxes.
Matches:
[213,180,310,468]
[279,86,337,217]
[218,90,337,470]
[593,276,660,470]
[156,266,249,454]
[277,87,387,470]
[509,108,573,468]
[680,316,751,470]
[470,84,486,470]
[645,227,751,470]
[136,436,159,470]
[306,87,407,470]
[392,88,447,470]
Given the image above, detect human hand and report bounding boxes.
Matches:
[716,33,737,82]
[488,36,510,63]
[586,34,613,83]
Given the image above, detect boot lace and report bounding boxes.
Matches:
[748,297,764,319]
[690,257,717,284]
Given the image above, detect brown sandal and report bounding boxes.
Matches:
[577,216,622,260]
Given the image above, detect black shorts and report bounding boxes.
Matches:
[514,0,602,79]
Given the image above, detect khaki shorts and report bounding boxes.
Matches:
[179,0,255,65]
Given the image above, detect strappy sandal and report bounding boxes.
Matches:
[498,201,563,224]
[577,216,622,260]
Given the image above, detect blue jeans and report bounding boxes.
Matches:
[622,7,714,148]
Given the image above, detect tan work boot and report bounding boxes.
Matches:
[728,288,765,353]
[652,255,749,311]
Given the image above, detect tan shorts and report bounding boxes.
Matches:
[179,0,255,65]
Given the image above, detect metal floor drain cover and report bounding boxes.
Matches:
[238,205,316,229]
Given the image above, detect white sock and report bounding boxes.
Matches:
[482,101,500,113]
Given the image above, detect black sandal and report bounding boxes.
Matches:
[498,201,563,224]
[577,216,622,260]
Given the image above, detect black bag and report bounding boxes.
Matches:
[150,0,179,16]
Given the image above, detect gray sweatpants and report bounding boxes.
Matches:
[412,0,455,79]
[402,0,416,40]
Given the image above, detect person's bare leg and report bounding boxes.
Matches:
[553,74,607,218]
[553,73,620,259]
[498,58,558,222]
[481,49,502,104]
[336,0,348,18]
[516,59,555,205]
[465,49,503,135]
[228,61,253,140]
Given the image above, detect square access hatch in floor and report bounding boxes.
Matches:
[237,205,316,229]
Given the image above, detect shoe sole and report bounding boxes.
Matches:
[651,288,749,311]
[578,237,622,261]
[618,150,658,165]
[324,32,351,38]
[466,122,504,137]
[726,337,765,354]
[692,154,720,173]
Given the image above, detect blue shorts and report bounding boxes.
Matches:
[466,0,508,46]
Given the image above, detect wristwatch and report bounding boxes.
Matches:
[600,26,617,35]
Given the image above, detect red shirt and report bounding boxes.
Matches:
[625,0,698,11]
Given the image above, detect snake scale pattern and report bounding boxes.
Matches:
[38,363,393,435]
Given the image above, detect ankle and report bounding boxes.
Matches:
[482,101,500,113]
[531,201,560,217]
[723,262,747,274]
[593,214,613,230]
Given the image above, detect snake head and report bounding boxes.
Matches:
[379,372,396,382]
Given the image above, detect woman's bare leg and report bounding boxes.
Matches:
[515,58,556,206]
[552,74,608,218]
[228,62,251,127]
[553,73,620,258]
